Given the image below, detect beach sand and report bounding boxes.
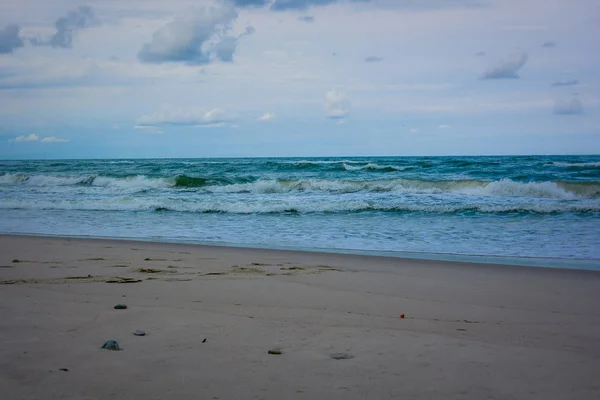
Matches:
[1,235,599,399]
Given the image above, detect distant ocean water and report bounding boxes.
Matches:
[1,156,599,269]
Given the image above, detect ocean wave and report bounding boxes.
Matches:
[269,160,408,172]
[0,173,173,190]
[2,173,599,199]
[549,161,600,168]
[1,197,598,215]
[202,178,600,199]
[284,159,363,165]
[342,163,408,172]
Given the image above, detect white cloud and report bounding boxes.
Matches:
[9,133,69,143]
[325,90,349,119]
[40,136,69,143]
[13,133,39,142]
[482,48,528,79]
[438,124,451,129]
[553,95,583,115]
[410,128,418,133]
[137,3,243,65]
[134,125,163,134]
[136,107,236,128]
[258,112,275,121]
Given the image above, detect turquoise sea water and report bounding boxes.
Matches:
[1,156,599,269]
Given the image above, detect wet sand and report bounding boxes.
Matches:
[1,235,599,399]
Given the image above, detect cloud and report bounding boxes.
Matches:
[325,90,349,119]
[233,0,269,6]
[213,26,255,62]
[410,128,418,133]
[299,16,315,22]
[258,112,275,121]
[542,41,556,48]
[40,136,69,143]
[30,6,97,48]
[12,134,39,143]
[474,51,486,57]
[438,124,451,129]
[238,0,481,11]
[134,125,163,135]
[552,79,579,87]
[364,56,383,63]
[138,4,240,65]
[213,36,239,62]
[0,24,24,54]
[271,0,368,11]
[136,107,236,128]
[553,95,583,115]
[9,134,69,143]
[482,48,528,79]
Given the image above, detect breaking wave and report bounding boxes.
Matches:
[342,163,408,171]
[549,162,600,168]
[1,173,599,199]
[1,197,598,215]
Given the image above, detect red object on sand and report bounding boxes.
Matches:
[400,314,405,319]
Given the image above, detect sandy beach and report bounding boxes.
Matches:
[1,235,599,400]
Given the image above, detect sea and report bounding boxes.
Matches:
[1,155,599,269]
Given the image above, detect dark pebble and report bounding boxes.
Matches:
[59,368,69,372]
[134,330,146,336]
[101,340,121,351]
[268,348,282,355]
[330,353,354,360]
[114,304,127,309]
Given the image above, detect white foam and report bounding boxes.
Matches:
[287,159,363,165]
[474,179,580,199]
[550,161,600,167]
[200,178,598,199]
[92,175,174,190]
[1,196,599,214]
[0,173,28,184]
[2,172,597,200]
[343,163,406,171]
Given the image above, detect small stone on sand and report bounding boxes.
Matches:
[268,348,282,355]
[134,329,146,336]
[114,304,127,309]
[330,353,353,360]
[101,340,121,351]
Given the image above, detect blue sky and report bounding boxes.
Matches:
[0,0,598,159]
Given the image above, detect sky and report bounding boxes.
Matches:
[0,0,598,159]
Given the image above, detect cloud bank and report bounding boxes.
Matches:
[136,107,236,128]
[9,134,69,143]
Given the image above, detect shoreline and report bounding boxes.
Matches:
[1,234,600,399]
[2,232,599,271]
